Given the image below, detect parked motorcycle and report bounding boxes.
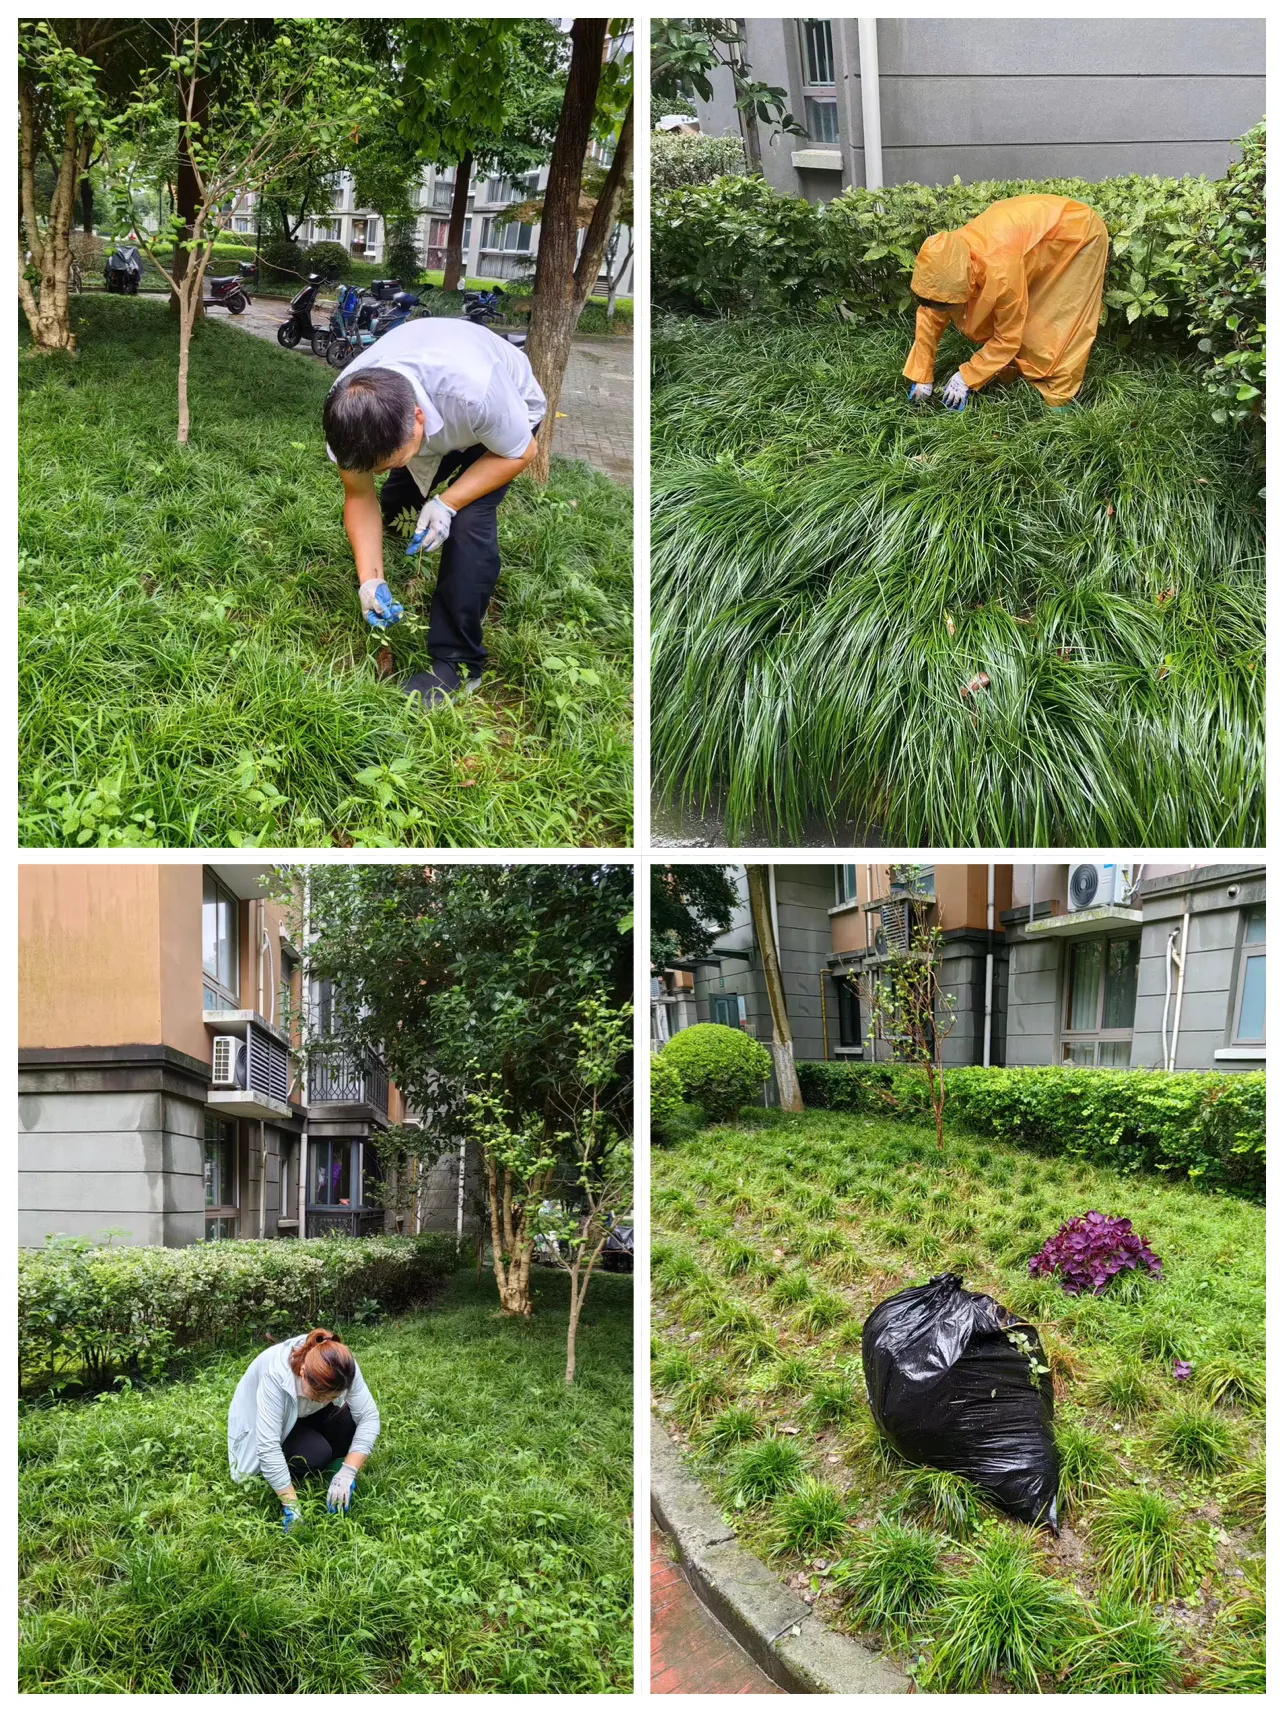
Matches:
[369,289,425,339]
[325,285,426,368]
[277,273,331,349]
[103,244,143,295]
[204,259,257,315]
[463,285,527,348]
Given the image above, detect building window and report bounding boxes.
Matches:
[1062,934,1140,1067]
[1232,906,1266,1045]
[204,1114,237,1238]
[203,871,239,1009]
[712,994,745,1029]
[805,97,840,143]
[835,864,859,905]
[311,1137,354,1206]
[481,218,533,253]
[834,975,861,1048]
[801,19,834,83]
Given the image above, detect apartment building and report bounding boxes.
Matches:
[654,862,1266,1077]
[18,865,467,1249]
[692,18,1264,201]
[232,151,633,293]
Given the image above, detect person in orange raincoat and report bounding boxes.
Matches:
[902,194,1110,410]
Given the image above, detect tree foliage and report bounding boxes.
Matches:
[650,863,738,965]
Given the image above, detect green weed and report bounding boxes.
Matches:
[1058,1593,1184,1693]
[698,1405,762,1455]
[724,1437,806,1506]
[1194,1354,1265,1411]
[1089,1488,1195,1599]
[891,1466,984,1539]
[1155,1402,1236,1474]
[1055,1418,1116,1510]
[833,1520,944,1633]
[768,1475,850,1555]
[919,1528,1080,1692]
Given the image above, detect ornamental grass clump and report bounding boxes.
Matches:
[1028,1211,1163,1296]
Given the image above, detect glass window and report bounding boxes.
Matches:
[312,1139,353,1207]
[805,96,839,144]
[1233,906,1266,1044]
[835,976,860,1048]
[1063,933,1139,1066]
[712,994,740,1028]
[202,871,239,1007]
[835,864,858,905]
[205,1217,235,1241]
[204,1114,236,1236]
[802,19,834,84]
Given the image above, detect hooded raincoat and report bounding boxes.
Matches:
[227,1334,380,1495]
[903,195,1109,407]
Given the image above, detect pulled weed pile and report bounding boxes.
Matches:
[19,297,631,847]
[19,1271,633,1692]
[652,317,1263,844]
[652,1111,1264,1692]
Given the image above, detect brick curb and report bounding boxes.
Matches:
[650,1414,909,1695]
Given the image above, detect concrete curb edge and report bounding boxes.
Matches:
[650,1413,909,1695]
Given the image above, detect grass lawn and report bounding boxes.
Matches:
[651,315,1264,846]
[19,1270,633,1693]
[19,296,632,847]
[652,1110,1264,1692]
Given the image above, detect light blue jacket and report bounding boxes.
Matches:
[227,1334,380,1494]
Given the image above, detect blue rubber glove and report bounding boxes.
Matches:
[281,1502,303,1534]
[942,370,971,411]
[907,382,933,403]
[406,495,455,557]
[359,580,404,629]
[327,1464,357,1514]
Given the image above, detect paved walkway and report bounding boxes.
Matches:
[651,1527,783,1695]
[206,293,633,485]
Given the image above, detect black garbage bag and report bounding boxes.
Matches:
[862,1272,1059,1529]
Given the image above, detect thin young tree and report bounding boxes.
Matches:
[541,995,633,1383]
[858,886,957,1149]
[745,866,804,1111]
[107,20,380,443]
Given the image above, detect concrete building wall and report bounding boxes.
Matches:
[693,18,1264,200]
[1001,926,1064,1067]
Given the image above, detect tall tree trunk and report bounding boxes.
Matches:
[746,866,805,1111]
[442,151,472,292]
[565,1273,583,1385]
[172,69,207,322]
[18,84,84,353]
[525,19,608,482]
[731,27,764,173]
[571,96,634,316]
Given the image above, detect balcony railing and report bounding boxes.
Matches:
[309,1051,389,1118]
[306,1208,387,1239]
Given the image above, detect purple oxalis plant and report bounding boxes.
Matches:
[1028,1210,1163,1296]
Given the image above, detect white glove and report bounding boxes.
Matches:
[327,1463,357,1513]
[358,580,404,629]
[406,495,455,556]
[907,382,933,403]
[942,370,971,411]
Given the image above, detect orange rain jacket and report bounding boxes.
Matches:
[902,195,1110,407]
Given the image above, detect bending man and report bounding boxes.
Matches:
[904,194,1109,411]
[228,1327,380,1531]
[323,317,546,707]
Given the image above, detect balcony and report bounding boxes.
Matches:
[309,1051,389,1120]
[305,1208,387,1239]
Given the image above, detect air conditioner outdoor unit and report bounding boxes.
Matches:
[211,1036,247,1088]
[1067,863,1129,912]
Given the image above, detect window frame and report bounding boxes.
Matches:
[309,1136,366,1208]
[1231,905,1266,1046]
[204,1113,238,1239]
[834,973,861,1050]
[800,18,835,85]
[835,863,859,906]
[202,870,240,1010]
[1060,932,1141,1067]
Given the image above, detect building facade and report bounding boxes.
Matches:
[18,866,467,1249]
[654,862,1266,1080]
[693,18,1265,201]
[233,152,633,293]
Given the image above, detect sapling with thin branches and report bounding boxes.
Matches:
[105,20,380,443]
[539,994,633,1384]
[465,1074,559,1320]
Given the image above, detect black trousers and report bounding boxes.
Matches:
[380,444,512,670]
[281,1402,356,1483]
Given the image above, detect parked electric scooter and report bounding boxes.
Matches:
[463,285,527,348]
[103,244,143,295]
[277,273,332,349]
[204,259,257,315]
[322,284,374,368]
[369,289,425,339]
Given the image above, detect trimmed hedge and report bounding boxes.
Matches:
[796,1061,1265,1199]
[660,1022,772,1123]
[18,1232,457,1393]
[653,120,1265,427]
[652,132,749,190]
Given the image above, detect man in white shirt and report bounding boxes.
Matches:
[323,317,546,706]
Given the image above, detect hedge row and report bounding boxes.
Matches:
[795,1061,1265,1199]
[654,120,1264,427]
[18,1232,457,1394]
[652,131,749,190]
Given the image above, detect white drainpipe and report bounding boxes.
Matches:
[1160,926,1178,1069]
[1167,909,1191,1071]
[857,20,884,189]
[456,1137,467,1251]
[983,863,995,1067]
[767,864,782,966]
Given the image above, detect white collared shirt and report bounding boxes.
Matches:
[326,317,546,494]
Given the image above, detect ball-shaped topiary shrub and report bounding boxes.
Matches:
[302,240,352,282]
[660,1023,772,1123]
[651,1053,685,1140]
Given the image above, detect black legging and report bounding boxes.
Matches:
[281,1402,356,1482]
[381,444,516,670]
